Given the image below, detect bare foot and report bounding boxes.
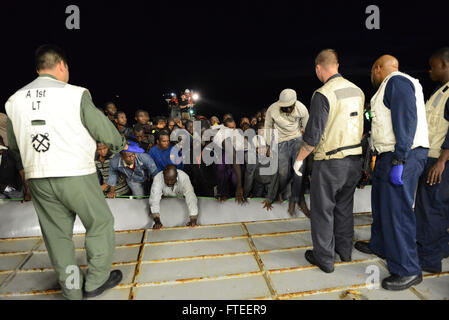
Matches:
[288,201,296,216]
[298,197,310,219]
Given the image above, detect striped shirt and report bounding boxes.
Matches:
[95,152,130,196]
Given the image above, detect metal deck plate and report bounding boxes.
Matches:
[1,213,448,300]
[133,274,271,300]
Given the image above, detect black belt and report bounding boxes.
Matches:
[325,143,362,156]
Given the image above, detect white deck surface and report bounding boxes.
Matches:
[1,209,448,300]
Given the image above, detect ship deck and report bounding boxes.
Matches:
[1,208,448,300]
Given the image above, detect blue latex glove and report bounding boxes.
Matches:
[125,144,145,153]
[389,164,404,186]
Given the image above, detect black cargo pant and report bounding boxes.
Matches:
[310,155,362,269]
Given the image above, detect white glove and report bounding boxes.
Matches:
[293,160,303,176]
[4,186,16,193]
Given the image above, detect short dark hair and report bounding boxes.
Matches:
[133,123,144,133]
[135,109,148,117]
[256,121,265,129]
[200,119,211,130]
[35,44,68,71]
[114,110,126,119]
[104,101,116,110]
[154,116,167,124]
[432,47,449,63]
[96,141,108,147]
[224,118,235,125]
[156,129,170,141]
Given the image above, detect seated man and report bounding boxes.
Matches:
[149,130,183,172]
[153,116,167,130]
[167,119,175,132]
[128,124,152,152]
[210,116,220,126]
[240,117,250,128]
[149,165,198,229]
[108,145,158,196]
[134,109,153,135]
[0,136,31,201]
[114,111,133,137]
[95,142,130,197]
[103,101,117,122]
[223,113,233,122]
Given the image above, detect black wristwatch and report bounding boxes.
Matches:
[392,159,405,166]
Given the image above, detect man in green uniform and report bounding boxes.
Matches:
[5,44,132,299]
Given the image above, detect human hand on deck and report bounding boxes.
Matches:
[187,216,198,227]
[153,217,163,229]
[262,200,273,211]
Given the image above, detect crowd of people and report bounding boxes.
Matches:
[2,44,449,298]
[93,98,314,226]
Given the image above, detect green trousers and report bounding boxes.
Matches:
[28,173,115,300]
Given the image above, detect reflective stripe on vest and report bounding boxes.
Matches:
[313,76,365,160]
[426,82,449,158]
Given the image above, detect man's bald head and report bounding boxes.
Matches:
[371,55,399,88]
[315,49,340,83]
[163,165,178,187]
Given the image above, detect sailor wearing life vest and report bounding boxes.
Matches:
[414,48,449,275]
[354,55,429,291]
[293,49,365,273]
[5,45,140,299]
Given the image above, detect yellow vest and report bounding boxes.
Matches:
[426,81,449,159]
[370,71,429,155]
[313,76,365,160]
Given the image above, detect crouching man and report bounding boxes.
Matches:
[149,165,199,229]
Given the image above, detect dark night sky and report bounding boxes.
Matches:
[0,0,447,122]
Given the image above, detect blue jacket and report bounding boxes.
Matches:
[148,145,184,172]
[107,153,158,186]
[383,75,419,161]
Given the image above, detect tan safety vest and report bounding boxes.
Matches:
[426,81,449,158]
[370,71,429,155]
[313,76,365,160]
[5,76,97,179]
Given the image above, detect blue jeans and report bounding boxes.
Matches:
[126,180,146,196]
[277,137,305,202]
[369,148,428,276]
